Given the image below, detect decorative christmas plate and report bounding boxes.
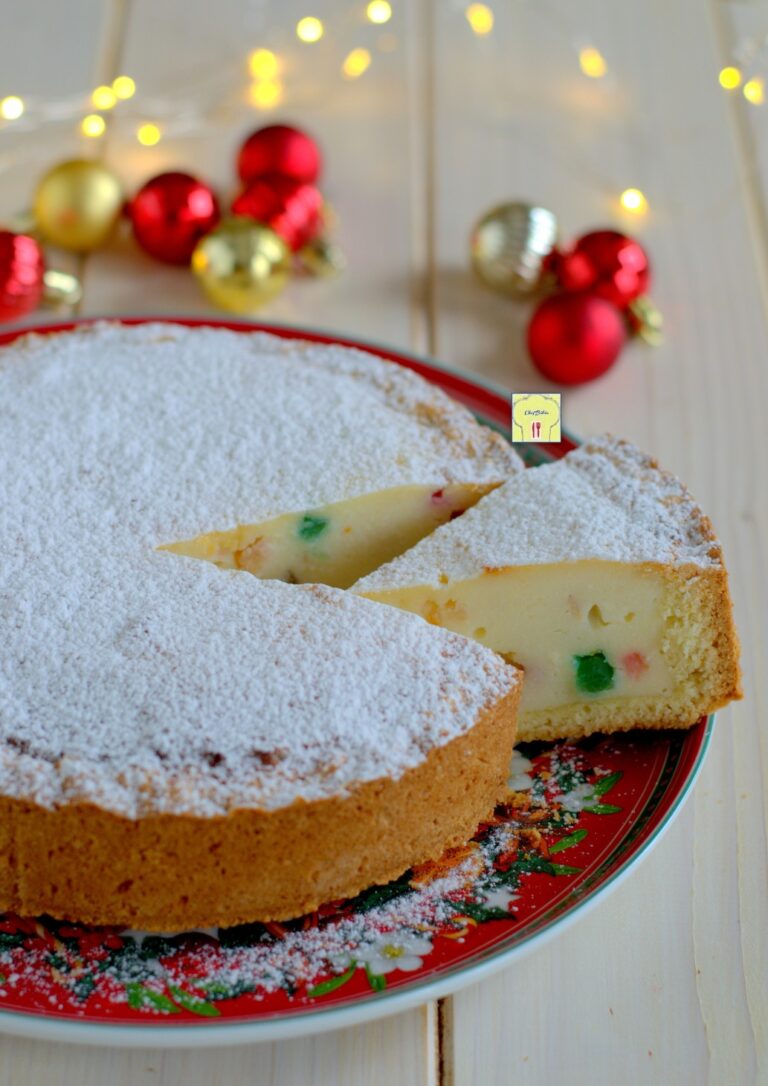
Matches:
[0,317,713,1048]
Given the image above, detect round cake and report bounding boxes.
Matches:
[0,321,521,931]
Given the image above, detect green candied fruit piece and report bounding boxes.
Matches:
[297,513,329,542]
[573,651,615,693]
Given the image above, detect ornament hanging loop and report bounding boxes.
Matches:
[42,269,83,309]
[628,295,664,346]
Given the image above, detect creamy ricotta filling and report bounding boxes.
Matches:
[357,561,677,711]
[160,484,495,589]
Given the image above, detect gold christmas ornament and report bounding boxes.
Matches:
[192,216,291,313]
[470,202,558,297]
[298,236,346,277]
[33,159,124,252]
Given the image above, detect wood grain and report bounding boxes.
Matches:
[0,1007,436,1086]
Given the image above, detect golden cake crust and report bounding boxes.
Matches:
[0,684,520,931]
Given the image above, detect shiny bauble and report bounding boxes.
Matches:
[130,172,220,264]
[551,230,651,310]
[470,202,558,296]
[231,175,323,252]
[191,216,291,314]
[237,124,321,186]
[33,159,124,251]
[0,231,45,322]
[527,292,626,385]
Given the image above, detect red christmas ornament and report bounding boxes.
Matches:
[237,125,321,186]
[527,292,627,385]
[232,176,323,252]
[130,172,220,264]
[548,230,650,310]
[0,231,45,323]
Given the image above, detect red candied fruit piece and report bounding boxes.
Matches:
[621,651,649,679]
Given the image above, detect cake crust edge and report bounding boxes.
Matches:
[0,682,520,931]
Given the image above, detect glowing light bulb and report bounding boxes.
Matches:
[366,1,392,23]
[81,113,106,138]
[342,48,372,79]
[620,188,648,215]
[137,122,162,146]
[579,46,607,79]
[0,96,24,120]
[248,80,284,109]
[296,17,324,43]
[112,75,136,99]
[466,3,494,36]
[718,66,742,90]
[744,77,764,104]
[92,85,116,110]
[248,49,280,78]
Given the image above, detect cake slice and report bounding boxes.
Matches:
[112,323,524,588]
[160,482,496,589]
[354,436,742,742]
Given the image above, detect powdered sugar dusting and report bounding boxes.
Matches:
[2,321,520,543]
[354,434,722,592]
[0,323,520,817]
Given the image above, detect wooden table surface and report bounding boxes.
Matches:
[0,1,765,1082]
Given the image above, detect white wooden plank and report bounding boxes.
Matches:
[430,0,767,1081]
[0,1007,434,1086]
[0,0,110,329]
[716,0,768,305]
[703,17,768,1071]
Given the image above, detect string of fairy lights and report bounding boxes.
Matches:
[0,1,761,217]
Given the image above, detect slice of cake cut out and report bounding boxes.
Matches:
[354,436,742,742]
[89,322,524,588]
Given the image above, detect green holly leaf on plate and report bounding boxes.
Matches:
[365,965,386,992]
[452,900,512,923]
[307,963,357,999]
[590,771,623,797]
[167,983,221,1017]
[549,829,588,854]
[125,982,180,1014]
[351,870,413,914]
